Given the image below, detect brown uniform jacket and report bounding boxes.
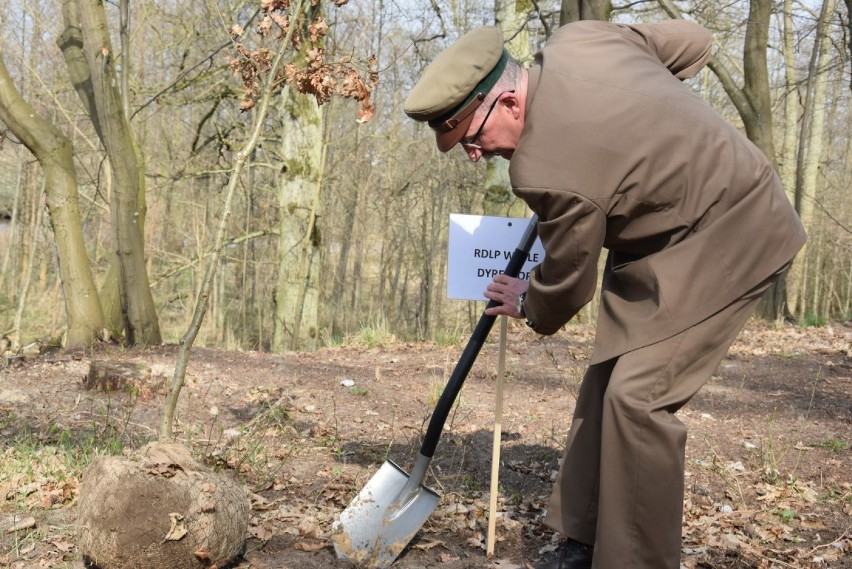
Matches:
[510,20,806,364]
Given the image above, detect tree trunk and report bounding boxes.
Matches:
[272,87,324,352]
[779,0,801,314]
[12,179,43,348]
[658,0,775,160]
[57,0,103,138]
[845,0,852,91]
[0,146,23,297]
[560,0,611,25]
[792,0,837,321]
[57,0,130,339]
[740,0,776,165]
[331,163,371,336]
[743,0,786,320]
[780,0,799,204]
[75,0,161,345]
[0,54,106,349]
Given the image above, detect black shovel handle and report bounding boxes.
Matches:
[420,215,539,459]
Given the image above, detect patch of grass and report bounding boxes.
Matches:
[458,474,477,492]
[743,415,802,484]
[209,395,299,478]
[0,432,122,518]
[345,318,397,348]
[427,379,444,408]
[800,313,827,327]
[426,376,464,410]
[822,486,852,503]
[434,328,463,347]
[0,407,130,492]
[507,490,524,505]
[320,328,345,348]
[811,438,848,452]
[348,386,369,396]
[0,409,18,432]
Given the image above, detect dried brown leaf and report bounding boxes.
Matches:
[51,540,74,553]
[146,462,183,478]
[294,541,325,552]
[248,523,274,541]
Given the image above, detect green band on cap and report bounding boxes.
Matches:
[434,48,509,125]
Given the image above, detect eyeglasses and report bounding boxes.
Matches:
[460,90,514,150]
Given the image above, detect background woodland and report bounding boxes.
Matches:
[0,0,850,354]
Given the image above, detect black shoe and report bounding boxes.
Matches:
[534,538,594,569]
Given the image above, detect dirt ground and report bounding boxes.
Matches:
[0,321,850,569]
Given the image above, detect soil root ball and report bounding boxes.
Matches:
[77,441,249,569]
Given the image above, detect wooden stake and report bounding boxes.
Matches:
[486,315,508,557]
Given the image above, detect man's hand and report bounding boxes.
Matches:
[483,274,529,318]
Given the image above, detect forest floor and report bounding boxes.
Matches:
[0,321,850,569]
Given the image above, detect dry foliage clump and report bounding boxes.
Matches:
[76,442,249,569]
[229,0,378,121]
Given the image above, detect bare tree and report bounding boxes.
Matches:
[60,0,161,345]
[0,54,106,349]
[272,5,326,352]
[162,0,376,437]
[844,0,851,91]
[791,0,839,320]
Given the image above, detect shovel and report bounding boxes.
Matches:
[331,215,539,568]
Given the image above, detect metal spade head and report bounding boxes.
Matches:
[330,460,440,568]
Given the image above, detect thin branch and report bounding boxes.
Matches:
[130,8,260,121]
[149,230,277,288]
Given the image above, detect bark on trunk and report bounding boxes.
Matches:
[57,0,122,336]
[272,87,323,352]
[792,0,837,320]
[75,0,161,345]
[741,0,777,165]
[845,0,851,91]
[560,0,611,25]
[780,0,801,314]
[0,54,106,349]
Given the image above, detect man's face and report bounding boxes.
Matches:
[459,91,520,162]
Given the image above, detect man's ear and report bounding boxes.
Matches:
[501,92,523,119]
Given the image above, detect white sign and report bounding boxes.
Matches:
[447,213,545,301]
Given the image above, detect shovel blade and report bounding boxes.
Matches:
[331,460,440,568]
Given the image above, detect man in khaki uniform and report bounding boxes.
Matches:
[404,18,806,569]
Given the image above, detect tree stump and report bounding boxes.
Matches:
[84,360,150,392]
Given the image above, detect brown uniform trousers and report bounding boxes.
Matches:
[543,273,779,569]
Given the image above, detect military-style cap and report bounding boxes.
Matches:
[404,26,508,152]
